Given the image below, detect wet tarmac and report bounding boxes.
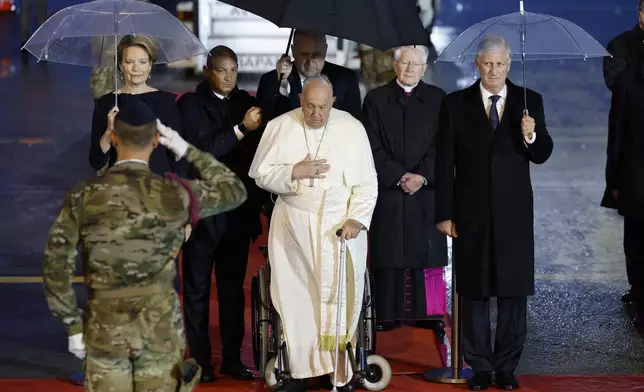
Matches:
[1,0,643,379]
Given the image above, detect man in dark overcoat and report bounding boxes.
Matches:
[176,46,264,383]
[256,29,362,121]
[602,0,644,304]
[362,45,447,331]
[601,64,644,324]
[435,35,553,391]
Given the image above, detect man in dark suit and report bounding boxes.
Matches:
[603,0,644,91]
[435,35,553,391]
[256,29,362,121]
[177,45,263,383]
[601,65,644,324]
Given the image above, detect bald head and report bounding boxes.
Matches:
[299,75,336,129]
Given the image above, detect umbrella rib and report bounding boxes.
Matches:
[456,20,502,63]
[549,17,585,56]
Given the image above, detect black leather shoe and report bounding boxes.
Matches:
[220,362,254,380]
[276,378,306,392]
[495,371,519,390]
[467,371,491,390]
[622,289,634,303]
[338,382,355,392]
[199,369,216,383]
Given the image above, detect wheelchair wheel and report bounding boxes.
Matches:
[360,355,392,391]
[251,275,261,370]
[264,356,279,390]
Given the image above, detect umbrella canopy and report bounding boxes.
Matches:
[217,0,430,52]
[22,0,207,67]
[436,2,609,63]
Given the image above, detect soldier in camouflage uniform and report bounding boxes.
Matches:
[42,98,248,391]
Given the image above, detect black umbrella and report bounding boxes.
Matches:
[217,0,430,52]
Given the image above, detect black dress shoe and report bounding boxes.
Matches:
[220,362,254,380]
[495,371,519,390]
[622,289,634,303]
[199,370,216,383]
[467,371,491,390]
[276,378,306,392]
[338,382,355,391]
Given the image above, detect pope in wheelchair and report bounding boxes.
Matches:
[248,77,392,392]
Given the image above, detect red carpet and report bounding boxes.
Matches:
[2,217,643,390]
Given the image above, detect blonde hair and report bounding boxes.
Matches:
[117,35,160,64]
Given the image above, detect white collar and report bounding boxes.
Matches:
[480,83,507,103]
[114,159,148,166]
[213,90,227,100]
[396,79,419,93]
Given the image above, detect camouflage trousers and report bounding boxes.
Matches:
[84,350,199,392]
[83,287,198,391]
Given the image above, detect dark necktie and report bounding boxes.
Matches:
[489,95,501,130]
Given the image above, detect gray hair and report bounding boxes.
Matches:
[640,0,644,13]
[302,74,334,95]
[394,45,430,63]
[477,35,512,60]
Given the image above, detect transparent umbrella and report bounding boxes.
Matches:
[436,0,610,111]
[22,0,207,104]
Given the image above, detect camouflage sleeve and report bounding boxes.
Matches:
[43,190,83,336]
[183,144,248,219]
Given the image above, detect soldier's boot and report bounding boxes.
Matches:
[176,358,201,392]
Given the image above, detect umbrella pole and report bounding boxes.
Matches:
[267,28,295,122]
[520,0,528,115]
[423,244,472,384]
[114,33,118,108]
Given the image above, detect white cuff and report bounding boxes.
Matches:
[233,125,244,140]
[524,132,536,145]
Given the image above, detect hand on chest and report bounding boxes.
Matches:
[301,128,344,187]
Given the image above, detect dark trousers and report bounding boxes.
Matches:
[461,296,527,373]
[181,214,251,371]
[625,217,644,300]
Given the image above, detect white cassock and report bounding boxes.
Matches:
[248,108,378,384]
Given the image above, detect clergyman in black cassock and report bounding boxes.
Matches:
[176,46,264,383]
[362,45,447,331]
[434,36,553,391]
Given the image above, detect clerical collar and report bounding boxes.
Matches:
[114,159,148,166]
[396,79,419,93]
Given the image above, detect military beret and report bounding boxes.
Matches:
[116,96,157,126]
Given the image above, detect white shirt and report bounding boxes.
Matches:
[278,72,308,96]
[213,90,245,140]
[480,83,536,145]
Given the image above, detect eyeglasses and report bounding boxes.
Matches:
[396,60,426,68]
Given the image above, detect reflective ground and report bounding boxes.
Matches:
[0,0,643,379]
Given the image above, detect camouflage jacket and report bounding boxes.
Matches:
[43,144,247,335]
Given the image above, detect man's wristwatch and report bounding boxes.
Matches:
[238,123,249,135]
